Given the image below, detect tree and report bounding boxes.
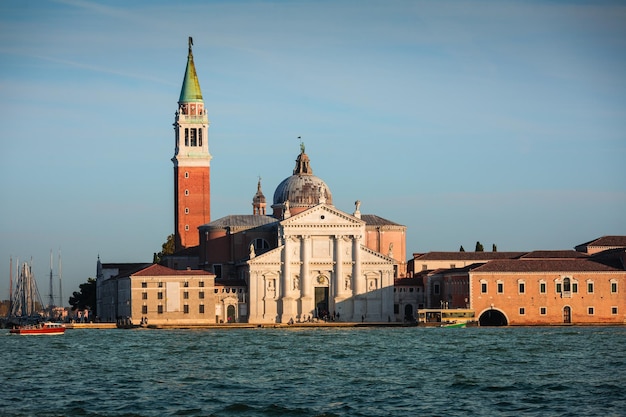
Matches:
[475,241,484,252]
[69,278,97,314]
[153,234,175,263]
[459,245,465,252]
[492,244,498,252]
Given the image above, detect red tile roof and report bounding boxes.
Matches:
[472,259,623,273]
[131,264,213,277]
[521,250,588,259]
[395,277,423,286]
[575,236,626,250]
[414,252,526,261]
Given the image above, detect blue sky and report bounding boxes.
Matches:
[1,0,625,303]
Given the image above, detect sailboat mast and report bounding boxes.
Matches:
[48,250,55,309]
[58,250,63,308]
[8,256,12,316]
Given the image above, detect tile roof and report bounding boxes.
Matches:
[521,250,588,259]
[414,252,526,261]
[472,259,623,273]
[575,236,626,249]
[131,264,214,277]
[361,214,405,227]
[395,277,423,286]
[200,215,278,229]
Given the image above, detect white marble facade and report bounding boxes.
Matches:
[247,204,395,323]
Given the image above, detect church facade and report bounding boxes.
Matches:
[198,146,406,324]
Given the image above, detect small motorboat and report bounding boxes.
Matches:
[9,322,66,335]
[440,322,466,328]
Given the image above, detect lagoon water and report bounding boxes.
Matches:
[1,326,625,417]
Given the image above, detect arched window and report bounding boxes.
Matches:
[563,277,571,292]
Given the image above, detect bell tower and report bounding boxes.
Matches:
[172,37,211,251]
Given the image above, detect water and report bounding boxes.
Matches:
[1,326,625,417]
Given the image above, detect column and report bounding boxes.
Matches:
[300,236,312,316]
[352,235,363,295]
[334,235,343,294]
[352,234,365,321]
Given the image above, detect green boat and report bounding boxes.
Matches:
[440,322,466,328]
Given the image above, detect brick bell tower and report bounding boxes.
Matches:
[172,37,211,251]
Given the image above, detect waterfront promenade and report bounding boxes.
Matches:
[65,321,413,330]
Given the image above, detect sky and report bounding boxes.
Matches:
[0,0,625,304]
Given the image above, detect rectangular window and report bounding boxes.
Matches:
[611,282,618,293]
[157,292,163,300]
[142,305,148,314]
[556,283,562,293]
[540,307,547,315]
[184,291,189,299]
[213,264,222,279]
[190,128,197,146]
[572,283,578,293]
[184,128,189,146]
[519,307,525,315]
[141,282,147,288]
[199,304,205,314]
[450,264,456,269]
[184,281,189,287]
[142,292,147,300]
[540,282,546,294]
[422,264,428,271]
[158,282,163,288]
[184,304,189,314]
[199,291,205,299]
[497,282,503,294]
[588,307,594,315]
[481,283,487,293]
[157,305,163,314]
[199,128,203,146]
[199,281,205,287]
[588,282,594,293]
[612,307,618,315]
[519,282,525,294]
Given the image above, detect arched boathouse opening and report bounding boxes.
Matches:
[479,309,508,326]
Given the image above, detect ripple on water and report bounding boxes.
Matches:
[1,327,625,417]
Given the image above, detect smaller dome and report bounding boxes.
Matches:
[252,177,267,216]
[253,178,266,204]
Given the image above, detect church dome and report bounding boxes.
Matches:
[272,145,332,217]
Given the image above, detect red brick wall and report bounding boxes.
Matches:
[470,271,626,325]
[175,166,210,249]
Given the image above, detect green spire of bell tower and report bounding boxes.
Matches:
[179,36,203,103]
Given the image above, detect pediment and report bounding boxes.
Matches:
[248,245,283,265]
[280,204,364,228]
[360,245,395,264]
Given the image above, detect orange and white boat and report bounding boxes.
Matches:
[9,322,66,335]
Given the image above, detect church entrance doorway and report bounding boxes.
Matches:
[227,305,236,323]
[315,287,329,320]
